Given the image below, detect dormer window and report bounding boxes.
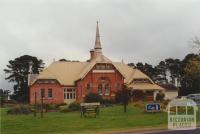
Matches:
[96,64,101,69]
[101,64,106,69]
[94,63,113,70]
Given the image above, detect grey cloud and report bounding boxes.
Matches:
[0,0,200,90]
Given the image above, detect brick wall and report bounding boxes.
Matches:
[29,82,64,104]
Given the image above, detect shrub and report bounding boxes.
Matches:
[47,104,58,110]
[60,107,72,112]
[115,90,130,104]
[60,102,80,113]
[68,102,80,111]
[55,103,67,108]
[156,91,165,101]
[132,101,145,109]
[7,105,32,115]
[115,90,123,103]
[85,92,103,103]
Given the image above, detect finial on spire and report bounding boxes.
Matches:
[94,21,102,52]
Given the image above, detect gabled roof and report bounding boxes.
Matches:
[128,83,164,91]
[30,61,89,85]
[29,60,158,87]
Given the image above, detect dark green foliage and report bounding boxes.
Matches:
[156,91,165,101]
[179,54,200,95]
[7,105,32,115]
[55,103,67,108]
[115,90,123,103]
[4,55,44,103]
[0,89,11,106]
[47,104,58,110]
[68,102,80,111]
[128,53,200,96]
[60,102,80,112]
[115,85,130,112]
[85,92,103,103]
[115,89,130,104]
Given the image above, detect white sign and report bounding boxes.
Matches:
[167,98,198,130]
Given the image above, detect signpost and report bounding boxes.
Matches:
[80,102,100,118]
[146,103,161,112]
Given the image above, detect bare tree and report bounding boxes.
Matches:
[192,36,200,54]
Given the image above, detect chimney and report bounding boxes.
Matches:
[90,49,95,60]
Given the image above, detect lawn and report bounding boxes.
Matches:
[0,105,199,134]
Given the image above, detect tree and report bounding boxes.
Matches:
[122,85,130,113]
[4,55,44,103]
[164,58,182,85]
[127,63,135,68]
[136,62,144,72]
[192,36,200,53]
[59,59,70,62]
[0,89,11,106]
[179,54,200,95]
[184,57,200,78]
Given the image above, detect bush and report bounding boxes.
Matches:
[115,90,123,103]
[85,92,103,103]
[47,104,58,110]
[115,90,130,104]
[132,101,145,109]
[7,105,32,115]
[156,91,165,101]
[55,103,67,108]
[60,102,80,113]
[68,102,80,111]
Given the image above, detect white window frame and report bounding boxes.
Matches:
[64,88,76,100]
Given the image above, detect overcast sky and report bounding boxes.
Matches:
[0,0,200,90]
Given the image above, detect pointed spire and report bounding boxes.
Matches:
[94,21,102,52]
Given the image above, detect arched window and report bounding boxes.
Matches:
[98,84,102,93]
[105,84,110,94]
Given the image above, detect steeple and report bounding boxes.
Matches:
[89,22,111,62]
[94,21,102,53]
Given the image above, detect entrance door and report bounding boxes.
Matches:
[64,88,76,104]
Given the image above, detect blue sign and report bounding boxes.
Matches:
[146,103,161,112]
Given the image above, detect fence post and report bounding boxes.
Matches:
[41,96,43,118]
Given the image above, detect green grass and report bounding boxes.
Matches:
[1,105,200,134]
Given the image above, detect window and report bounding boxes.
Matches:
[96,64,101,69]
[105,84,110,94]
[101,64,106,69]
[64,88,76,99]
[40,88,45,98]
[106,64,112,69]
[98,84,102,93]
[48,89,53,98]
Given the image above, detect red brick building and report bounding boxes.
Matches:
[28,23,164,104]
